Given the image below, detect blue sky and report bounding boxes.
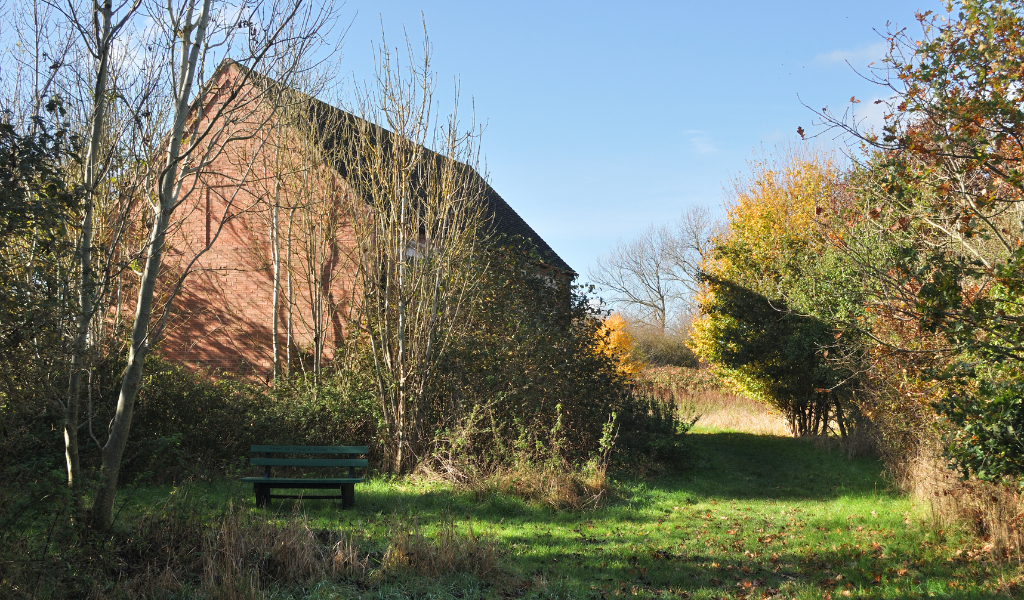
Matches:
[333,0,943,281]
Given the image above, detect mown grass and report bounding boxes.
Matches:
[96,431,1022,600]
[7,395,1013,598]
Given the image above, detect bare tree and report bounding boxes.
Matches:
[295,171,352,381]
[589,225,677,334]
[662,205,720,297]
[258,120,355,384]
[58,0,143,509]
[3,0,158,508]
[339,30,488,473]
[85,0,334,529]
[235,58,346,382]
[590,206,720,335]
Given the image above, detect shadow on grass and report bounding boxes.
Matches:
[475,544,1012,600]
[214,432,892,521]
[111,432,1010,599]
[666,432,896,502]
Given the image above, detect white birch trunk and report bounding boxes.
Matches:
[271,179,282,381]
[89,0,211,530]
[64,0,131,505]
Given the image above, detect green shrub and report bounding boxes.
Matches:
[76,353,381,483]
[434,237,693,471]
[120,358,262,481]
[616,392,696,464]
[262,365,380,458]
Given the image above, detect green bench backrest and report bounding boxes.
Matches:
[251,445,368,454]
[249,445,369,469]
[251,458,368,467]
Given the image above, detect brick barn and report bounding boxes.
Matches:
[158,61,571,381]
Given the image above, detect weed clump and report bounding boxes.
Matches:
[376,513,500,581]
[474,462,610,510]
[907,447,1024,559]
[417,408,618,510]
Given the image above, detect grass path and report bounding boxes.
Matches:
[132,433,1018,599]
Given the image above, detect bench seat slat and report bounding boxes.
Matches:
[250,458,368,467]
[245,444,367,509]
[270,494,344,500]
[251,445,368,454]
[241,477,365,484]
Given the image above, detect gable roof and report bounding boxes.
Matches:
[207,59,572,274]
[300,97,573,274]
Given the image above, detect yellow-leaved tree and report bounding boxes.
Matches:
[596,313,646,378]
[688,147,855,437]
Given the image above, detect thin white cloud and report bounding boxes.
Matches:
[852,96,888,135]
[813,41,888,67]
[683,129,717,154]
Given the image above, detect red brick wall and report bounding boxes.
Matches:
[158,64,360,381]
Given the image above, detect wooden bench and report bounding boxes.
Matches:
[240,445,368,509]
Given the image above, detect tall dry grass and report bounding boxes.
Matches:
[636,367,790,435]
[678,389,792,435]
[852,370,1024,560]
[416,456,612,510]
[377,513,500,581]
[477,461,610,510]
[906,446,1024,560]
[101,502,501,599]
[107,504,355,599]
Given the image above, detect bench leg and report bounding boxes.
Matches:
[255,483,271,508]
[341,483,355,509]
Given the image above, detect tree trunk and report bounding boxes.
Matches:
[271,178,281,381]
[90,201,170,530]
[794,402,807,436]
[88,0,210,530]
[64,0,115,505]
[834,398,849,441]
[286,206,295,377]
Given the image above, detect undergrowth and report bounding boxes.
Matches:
[0,485,504,600]
[8,432,1023,599]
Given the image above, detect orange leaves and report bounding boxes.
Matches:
[595,313,645,378]
[889,216,911,232]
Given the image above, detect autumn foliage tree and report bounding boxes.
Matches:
[819,0,1024,482]
[691,148,860,437]
[596,313,646,379]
